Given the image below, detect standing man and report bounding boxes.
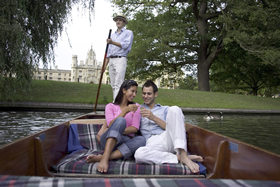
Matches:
[103,15,134,102]
[134,80,203,174]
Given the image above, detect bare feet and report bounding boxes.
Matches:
[178,151,200,173]
[177,154,203,163]
[97,157,109,173]
[188,155,203,163]
[86,154,102,163]
[86,154,110,173]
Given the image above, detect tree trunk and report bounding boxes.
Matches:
[192,0,223,91]
[197,62,210,91]
[252,87,258,96]
[193,1,211,91]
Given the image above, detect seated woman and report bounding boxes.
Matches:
[86,80,146,173]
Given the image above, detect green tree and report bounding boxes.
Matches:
[221,1,280,65]
[179,75,198,90]
[113,0,280,91]
[114,0,226,91]
[0,0,94,100]
[210,42,280,96]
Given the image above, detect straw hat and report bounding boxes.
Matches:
[113,14,128,24]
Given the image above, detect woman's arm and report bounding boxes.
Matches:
[96,123,108,142]
[124,103,141,135]
[107,104,139,127]
[123,126,138,135]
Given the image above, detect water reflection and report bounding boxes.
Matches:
[0,111,84,145]
[185,114,280,155]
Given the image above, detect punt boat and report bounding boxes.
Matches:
[0,112,279,186]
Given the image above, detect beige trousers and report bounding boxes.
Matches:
[109,57,127,101]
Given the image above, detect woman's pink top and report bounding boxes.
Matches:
[105,103,141,137]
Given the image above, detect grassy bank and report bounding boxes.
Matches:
[5,80,280,110]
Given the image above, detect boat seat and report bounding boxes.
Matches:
[52,122,207,176]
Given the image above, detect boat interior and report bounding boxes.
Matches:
[0,112,280,181]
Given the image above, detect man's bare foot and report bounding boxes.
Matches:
[188,155,203,163]
[177,154,203,163]
[179,151,200,173]
[86,154,102,163]
[97,157,109,173]
[177,153,181,162]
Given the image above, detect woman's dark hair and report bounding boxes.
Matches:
[142,80,158,93]
[114,80,138,105]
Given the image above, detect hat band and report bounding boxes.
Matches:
[116,16,126,21]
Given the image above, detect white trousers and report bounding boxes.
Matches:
[135,106,187,164]
[109,57,127,101]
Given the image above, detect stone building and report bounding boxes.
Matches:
[33,47,108,84]
[71,47,105,84]
[33,46,179,89]
[33,66,71,81]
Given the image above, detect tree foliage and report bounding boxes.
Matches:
[220,0,280,65]
[113,0,227,91]
[113,0,280,92]
[123,6,195,85]
[0,0,94,100]
[179,75,198,90]
[210,42,280,96]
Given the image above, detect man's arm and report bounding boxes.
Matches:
[150,114,166,130]
[140,109,166,130]
[107,39,122,48]
[106,31,133,49]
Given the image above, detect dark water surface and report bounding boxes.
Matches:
[0,111,279,155]
[0,111,85,145]
[185,114,280,155]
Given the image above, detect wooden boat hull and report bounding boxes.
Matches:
[186,124,280,180]
[0,112,279,180]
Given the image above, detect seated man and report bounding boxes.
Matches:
[135,80,202,173]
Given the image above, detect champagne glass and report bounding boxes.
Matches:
[140,106,147,122]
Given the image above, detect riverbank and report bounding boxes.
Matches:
[1,101,280,114]
[3,80,280,111]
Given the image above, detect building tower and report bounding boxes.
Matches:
[71,55,78,82]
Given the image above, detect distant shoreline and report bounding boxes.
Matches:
[1,101,280,115]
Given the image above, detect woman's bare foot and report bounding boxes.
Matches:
[86,154,109,173]
[97,157,109,173]
[179,151,200,173]
[188,155,203,163]
[86,154,102,163]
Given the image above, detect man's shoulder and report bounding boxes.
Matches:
[123,28,133,34]
[156,103,169,109]
[152,104,169,112]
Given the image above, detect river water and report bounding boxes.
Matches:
[185,114,280,155]
[0,111,85,145]
[0,111,280,155]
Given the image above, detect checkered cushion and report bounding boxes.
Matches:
[3,175,278,187]
[55,149,195,175]
[54,123,205,175]
[77,124,102,151]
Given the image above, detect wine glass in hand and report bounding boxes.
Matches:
[140,106,148,122]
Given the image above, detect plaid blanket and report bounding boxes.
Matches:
[1,175,279,187]
[77,123,102,151]
[54,123,206,175]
